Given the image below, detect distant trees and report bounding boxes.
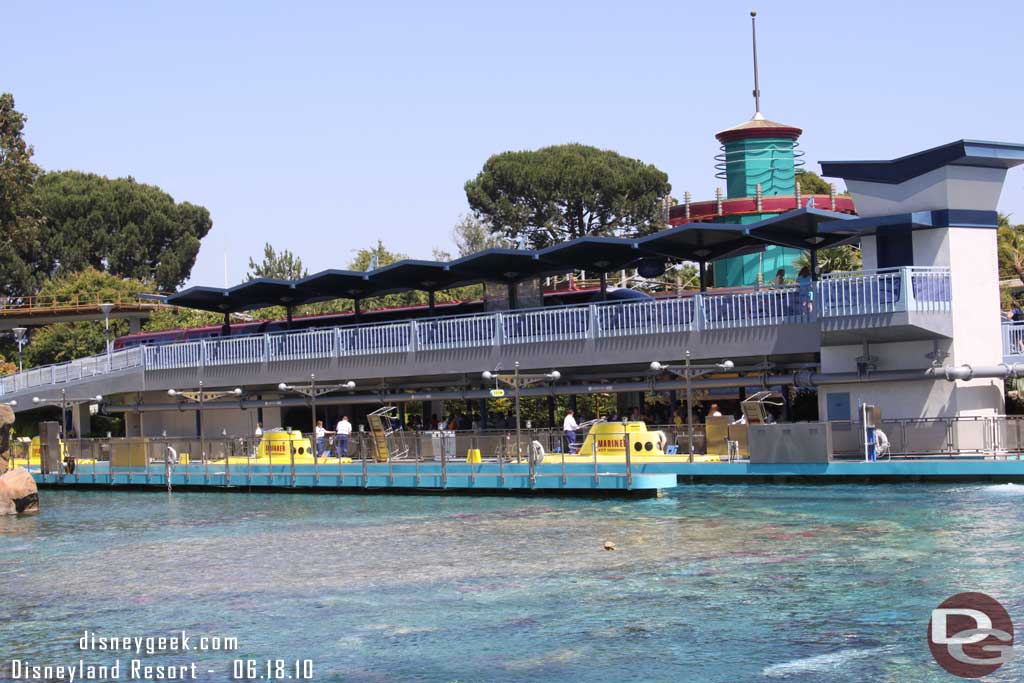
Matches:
[795,245,862,275]
[23,269,153,367]
[0,93,43,296]
[0,93,213,296]
[246,243,309,281]
[31,170,212,291]
[795,169,832,195]
[464,144,671,248]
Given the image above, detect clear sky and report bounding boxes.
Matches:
[6,0,1023,288]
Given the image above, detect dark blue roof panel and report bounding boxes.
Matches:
[820,139,1024,185]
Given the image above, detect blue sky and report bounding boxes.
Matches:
[6,0,1023,288]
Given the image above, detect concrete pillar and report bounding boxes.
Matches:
[125,412,142,437]
[71,403,92,438]
[129,317,142,333]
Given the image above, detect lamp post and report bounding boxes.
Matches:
[12,327,27,373]
[651,353,734,462]
[168,383,242,459]
[482,363,561,467]
[278,375,356,456]
[32,390,103,466]
[99,303,114,367]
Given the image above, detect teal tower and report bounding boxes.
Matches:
[712,113,805,286]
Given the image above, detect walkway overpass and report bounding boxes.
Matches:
[0,293,167,331]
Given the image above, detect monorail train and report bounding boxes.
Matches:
[113,286,655,350]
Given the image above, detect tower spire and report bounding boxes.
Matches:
[750,10,761,117]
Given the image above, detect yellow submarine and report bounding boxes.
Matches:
[208,429,352,465]
[537,421,723,464]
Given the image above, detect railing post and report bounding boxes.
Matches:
[409,321,419,353]
[624,427,633,489]
[587,304,598,339]
[493,312,504,347]
[899,267,914,313]
[693,293,704,331]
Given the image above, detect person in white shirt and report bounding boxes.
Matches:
[314,420,327,458]
[709,404,723,418]
[253,422,263,456]
[563,410,579,452]
[335,416,352,457]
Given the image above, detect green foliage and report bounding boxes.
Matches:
[465,144,671,248]
[246,242,309,281]
[144,306,223,332]
[451,214,502,256]
[24,269,153,366]
[795,169,832,195]
[789,388,819,422]
[997,214,1024,283]
[31,170,212,291]
[794,245,862,275]
[0,93,43,296]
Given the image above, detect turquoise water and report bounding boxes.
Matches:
[2,485,1024,682]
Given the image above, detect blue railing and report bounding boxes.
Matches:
[0,267,952,396]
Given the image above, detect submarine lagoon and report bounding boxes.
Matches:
[2,485,1023,682]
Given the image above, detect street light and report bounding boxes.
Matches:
[32,391,103,468]
[168,383,243,459]
[482,363,561,477]
[12,327,27,373]
[278,376,356,454]
[651,353,734,462]
[99,303,114,364]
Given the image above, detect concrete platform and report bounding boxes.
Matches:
[629,459,1024,483]
[30,461,676,497]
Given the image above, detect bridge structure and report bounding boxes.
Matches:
[0,293,168,331]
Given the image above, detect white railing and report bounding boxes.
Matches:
[0,267,954,397]
[1003,322,1024,360]
[701,286,802,328]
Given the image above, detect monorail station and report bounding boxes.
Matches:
[3,114,1024,492]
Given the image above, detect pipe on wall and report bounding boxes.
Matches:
[104,364,1006,414]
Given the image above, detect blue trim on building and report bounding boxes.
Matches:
[820,139,1024,185]
[819,209,999,237]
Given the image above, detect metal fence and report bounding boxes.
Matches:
[830,415,1024,459]
[0,266,952,397]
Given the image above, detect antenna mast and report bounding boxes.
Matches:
[750,10,761,115]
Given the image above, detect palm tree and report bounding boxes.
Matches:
[997,214,1024,283]
[794,245,862,275]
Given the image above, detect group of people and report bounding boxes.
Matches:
[771,267,815,314]
[312,417,353,457]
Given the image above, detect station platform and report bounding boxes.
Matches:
[29,461,676,497]
[642,458,1024,483]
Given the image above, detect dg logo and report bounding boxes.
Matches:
[928,592,1014,678]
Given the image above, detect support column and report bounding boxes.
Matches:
[70,403,92,438]
[547,395,555,428]
[129,317,142,334]
[699,260,708,292]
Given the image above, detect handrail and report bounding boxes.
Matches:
[0,293,169,315]
[0,267,953,396]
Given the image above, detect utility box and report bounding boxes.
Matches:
[38,422,63,474]
[749,423,833,464]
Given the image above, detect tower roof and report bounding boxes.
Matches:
[715,112,802,143]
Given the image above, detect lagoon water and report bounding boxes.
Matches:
[2,484,1023,682]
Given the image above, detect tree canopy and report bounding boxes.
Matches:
[247,242,309,281]
[29,170,212,292]
[795,169,832,195]
[464,144,671,248]
[0,93,42,296]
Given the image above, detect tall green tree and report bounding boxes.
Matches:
[0,93,42,296]
[246,242,309,281]
[465,144,671,248]
[31,170,212,291]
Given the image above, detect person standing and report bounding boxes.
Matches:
[253,422,263,457]
[563,409,579,453]
[335,416,352,458]
[314,420,327,458]
[797,266,814,315]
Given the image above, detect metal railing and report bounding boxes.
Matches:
[830,415,1024,458]
[0,267,952,397]
[1003,322,1024,359]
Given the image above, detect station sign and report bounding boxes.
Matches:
[489,389,506,397]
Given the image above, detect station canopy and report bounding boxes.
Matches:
[745,207,857,250]
[637,223,762,262]
[166,213,877,313]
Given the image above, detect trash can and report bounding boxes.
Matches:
[431,430,456,461]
